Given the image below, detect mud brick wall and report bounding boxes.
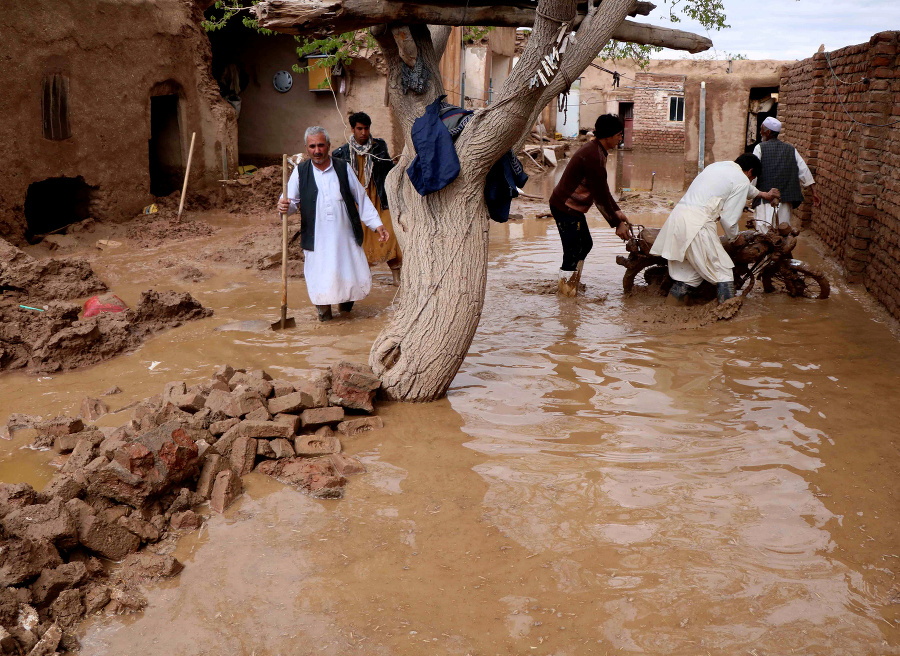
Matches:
[632,73,685,153]
[780,31,900,319]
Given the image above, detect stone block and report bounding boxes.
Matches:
[230,436,258,476]
[79,397,109,421]
[61,438,97,475]
[337,416,384,437]
[256,457,346,498]
[169,510,202,531]
[294,433,341,456]
[210,417,240,436]
[244,406,271,422]
[30,562,88,606]
[37,418,84,437]
[117,514,160,543]
[270,380,296,397]
[273,413,301,435]
[42,474,85,503]
[214,424,241,456]
[230,373,273,398]
[173,392,207,413]
[236,420,294,439]
[214,364,235,384]
[271,438,295,459]
[1,498,77,549]
[257,440,276,458]
[195,454,227,500]
[300,406,344,428]
[210,470,242,513]
[329,453,366,476]
[267,391,315,415]
[0,537,62,587]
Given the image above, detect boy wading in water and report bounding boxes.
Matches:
[548,114,631,297]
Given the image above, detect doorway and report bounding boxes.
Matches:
[148,94,183,196]
[618,102,634,150]
[746,87,779,151]
[24,176,95,239]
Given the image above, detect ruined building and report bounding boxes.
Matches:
[0,0,238,245]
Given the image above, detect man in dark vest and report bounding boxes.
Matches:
[752,116,820,227]
[276,126,389,321]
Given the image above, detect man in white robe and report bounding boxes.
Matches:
[752,116,820,226]
[277,126,388,321]
[650,154,780,304]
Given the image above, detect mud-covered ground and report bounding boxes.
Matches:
[2,162,900,654]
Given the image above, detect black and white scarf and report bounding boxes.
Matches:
[349,135,376,190]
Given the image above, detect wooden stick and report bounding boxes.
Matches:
[221,145,228,183]
[176,131,196,222]
[280,153,289,329]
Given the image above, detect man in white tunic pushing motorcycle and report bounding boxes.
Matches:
[276,127,389,321]
[650,154,780,305]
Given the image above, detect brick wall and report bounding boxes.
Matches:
[780,31,900,319]
[632,73,685,153]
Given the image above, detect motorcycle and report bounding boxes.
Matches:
[615,218,830,301]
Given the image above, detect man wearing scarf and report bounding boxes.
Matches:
[333,112,402,286]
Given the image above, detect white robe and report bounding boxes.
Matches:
[751,141,815,227]
[650,161,759,286]
[283,159,383,305]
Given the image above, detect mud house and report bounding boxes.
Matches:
[206,19,400,164]
[0,0,238,245]
[580,58,788,185]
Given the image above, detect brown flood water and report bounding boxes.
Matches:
[3,170,900,654]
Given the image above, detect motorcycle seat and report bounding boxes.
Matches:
[638,227,660,254]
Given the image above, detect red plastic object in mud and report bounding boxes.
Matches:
[83,293,129,318]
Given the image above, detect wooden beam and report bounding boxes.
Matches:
[612,21,712,53]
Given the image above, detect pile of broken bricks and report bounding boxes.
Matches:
[0,361,384,654]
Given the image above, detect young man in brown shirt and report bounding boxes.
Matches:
[549,114,631,296]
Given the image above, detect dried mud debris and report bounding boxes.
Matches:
[0,360,382,652]
[0,238,106,303]
[0,238,213,374]
[1,290,213,374]
[124,217,217,249]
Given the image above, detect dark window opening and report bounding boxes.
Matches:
[42,74,70,141]
[24,176,95,239]
[148,94,183,196]
[668,96,684,122]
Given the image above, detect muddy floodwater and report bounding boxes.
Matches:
[2,168,900,655]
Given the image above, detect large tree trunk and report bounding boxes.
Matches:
[256,0,710,401]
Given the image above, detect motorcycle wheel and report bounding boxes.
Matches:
[762,262,830,299]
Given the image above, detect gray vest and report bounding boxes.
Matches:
[757,139,804,206]
[297,157,363,252]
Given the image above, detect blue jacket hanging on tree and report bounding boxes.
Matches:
[406,96,528,222]
[406,95,460,196]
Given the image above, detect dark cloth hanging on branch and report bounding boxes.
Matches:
[405,96,528,222]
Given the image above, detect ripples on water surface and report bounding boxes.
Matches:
[2,204,898,654]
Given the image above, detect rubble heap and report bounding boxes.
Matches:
[0,237,213,374]
[0,361,382,654]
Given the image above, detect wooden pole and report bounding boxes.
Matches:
[279,154,289,329]
[176,131,196,222]
[698,82,706,173]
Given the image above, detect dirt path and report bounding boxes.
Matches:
[1,195,899,654]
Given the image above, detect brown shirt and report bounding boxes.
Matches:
[549,140,621,226]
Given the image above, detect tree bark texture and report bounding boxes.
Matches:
[254,0,711,53]
[256,0,709,401]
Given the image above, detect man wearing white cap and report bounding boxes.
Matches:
[752,117,820,226]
